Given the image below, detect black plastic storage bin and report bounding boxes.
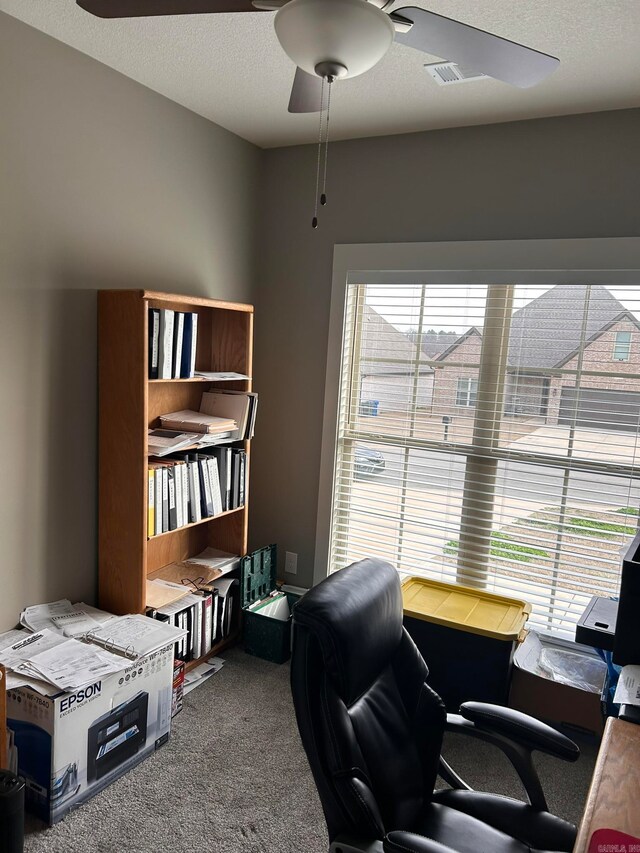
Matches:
[241,545,296,664]
[402,577,530,712]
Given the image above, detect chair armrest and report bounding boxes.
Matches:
[444,704,579,812]
[384,831,457,853]
[459,702,579,762]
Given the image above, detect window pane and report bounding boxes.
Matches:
[614,330,632,361]
[331,283,640,637]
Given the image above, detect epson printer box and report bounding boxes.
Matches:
[6,643,174,824]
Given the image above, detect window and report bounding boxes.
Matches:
[329,284,640,637]
[613,330,632,361]
[455,378,478,407]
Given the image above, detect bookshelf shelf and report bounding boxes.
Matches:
[98,290,253,631]
[147,506,245,541]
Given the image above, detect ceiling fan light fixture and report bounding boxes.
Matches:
[274,0,394,80]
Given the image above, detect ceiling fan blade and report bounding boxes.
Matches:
[76,0,264,17]
[393,7,559,89]
[288,68,323,114]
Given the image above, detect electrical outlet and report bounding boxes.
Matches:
[285,551,298,575]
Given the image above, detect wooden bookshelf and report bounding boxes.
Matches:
[98,290,253,669]
[0,664,6,768]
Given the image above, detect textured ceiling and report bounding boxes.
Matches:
[2,0,639,148]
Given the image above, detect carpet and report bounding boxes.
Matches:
[24,647,597,853]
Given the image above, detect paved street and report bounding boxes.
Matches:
[365,443,640,506]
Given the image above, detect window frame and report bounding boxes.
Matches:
[455,377,479,407]
[314,238,640,589]
[613,330,632,361]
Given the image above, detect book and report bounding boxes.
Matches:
[172,312,185,380]
[148,462,164,536]
[148,308,160,380]
[206,457,223,516]
[200,592,213,656]
[158,309,175,380]
[167,467,177,531]
[181,462,189,528]
[200,391,251,441]
[205,389,258,439]
[180,312,198,379]
[237,450,246,507]
[202,446,231,511]
[198,456,214,518]
[211,589,220,645]
[147,469,155,539]
[190,596,202,661]
[159,410,236,435]
[161,466,169,533]
[174,460,185,529]
[85,614,186,660]
[187,456,202,523]
[231,450,241,510]
[212,578,239,639]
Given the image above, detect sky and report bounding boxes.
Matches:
[366,285,640,334]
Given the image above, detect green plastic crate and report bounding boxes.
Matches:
[241,545,293,664]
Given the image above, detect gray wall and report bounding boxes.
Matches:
[0,13,261,629]
[251,108,640,589]
[3,7,640,620]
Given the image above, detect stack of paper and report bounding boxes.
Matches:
[147,429,204,457]
[184,547,240,578]
[20,599,116,638]
[183,656,225,695]
[247,592,291,621]
[0,629,126,693]
[193,372,250,381]
[2,600,187,695]
[158,410,236,435]
[150,548,239,587]
[146,579,191,609]
[614,665,640,706]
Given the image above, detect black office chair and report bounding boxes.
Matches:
[290,558,580,853]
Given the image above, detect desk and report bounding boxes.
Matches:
[574,717,640,852]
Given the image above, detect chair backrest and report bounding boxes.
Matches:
[290,559,447,843]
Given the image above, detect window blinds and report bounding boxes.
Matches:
[330,284,640,636]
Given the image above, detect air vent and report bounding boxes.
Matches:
[424,62,488,86]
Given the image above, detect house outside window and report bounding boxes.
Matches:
[329,284,640,637]
[613,330,632,361]
[455,378,478,407]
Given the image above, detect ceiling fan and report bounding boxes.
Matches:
[76,0,560,114]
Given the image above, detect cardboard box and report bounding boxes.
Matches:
[508,633,605,737]
[6,643,174,824]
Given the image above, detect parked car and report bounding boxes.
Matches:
[354,445,386,478]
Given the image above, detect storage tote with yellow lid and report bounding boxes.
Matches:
[401,576,530,711]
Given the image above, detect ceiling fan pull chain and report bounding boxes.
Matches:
[320,78,332,207]
[312,76,326,229]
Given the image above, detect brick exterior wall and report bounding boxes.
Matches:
[432,319,640,424]
[431,332,482,418]
[547,318,640,424]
